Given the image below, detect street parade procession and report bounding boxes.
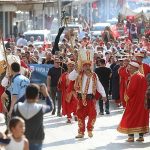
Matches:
[0,0,150,150]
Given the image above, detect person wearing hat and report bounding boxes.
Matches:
[135,51,150,77]
[69,49,106,138]
[111,55,124,107]
[58,61,77,123]
[118,57,130,108]
[117,60,149,142]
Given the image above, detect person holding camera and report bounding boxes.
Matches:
[12,84,53,150]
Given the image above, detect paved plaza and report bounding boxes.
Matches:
[42,101,150,150]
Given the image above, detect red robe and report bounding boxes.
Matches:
[118,66,130,107]
[117,72,149,134]
[140,63,150,77]
[58,72,77,118]
[0,85,5,112]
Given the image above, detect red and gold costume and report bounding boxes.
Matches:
[118,66,130,108]
[117,71,149,134]
[69,70,105,136]
[139,63,150,77]
[58,72,77,120]
[135,52,150,77]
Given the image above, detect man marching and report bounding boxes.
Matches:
[69,47,106,138]
[117,60,149,142]
[135,51,150,77]
[118,57,130,108]
[58,61,77,123]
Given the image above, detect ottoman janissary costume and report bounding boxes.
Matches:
[58,61,77,123]
[117,60,149,142]
[68,47,106,138]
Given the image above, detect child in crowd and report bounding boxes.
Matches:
[5,116,29,150]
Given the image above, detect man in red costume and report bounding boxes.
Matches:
[118,57,130,108]
[117,60,149,142]
[58,61,77,123]
[69,50,106,138]
[135,52,150,77]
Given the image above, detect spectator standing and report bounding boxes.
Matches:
[42,52,54,64]
[47,58,64,116]
[8,62,30,117]
[95,59,112,115]
[17,35,27,47]
[5,39,11,49]
[13,22,18,39]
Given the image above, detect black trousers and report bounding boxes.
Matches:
[50,86,61,114]
[128,133,144,137]
[99,86,109,113]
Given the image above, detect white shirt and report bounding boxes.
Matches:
[17,38,27,47]
[5,135,24,150]
[69,69,106,97]
[14,101,43,120]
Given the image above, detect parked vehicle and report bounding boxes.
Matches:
[90,23,111,38]
[23,30,52,42]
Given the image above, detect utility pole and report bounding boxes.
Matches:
[58,0,61,27]
[43,3,45,29]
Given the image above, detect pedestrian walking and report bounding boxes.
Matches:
[69,48,106,138]
[47,57,64,116]
[117,60,149,142]
[12,84,53,150]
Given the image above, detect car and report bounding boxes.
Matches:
[90,23,111,38]
[23,30,52,42]
[33,41,44,47]
[106,18,118,25]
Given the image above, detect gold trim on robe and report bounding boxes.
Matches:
[117,126,149,134]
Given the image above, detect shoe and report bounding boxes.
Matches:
[75,133,84,138]
[52,110,55,115]
[57,113,62,117]
[116,103,121,108]
[136,137,144,142]
[66,118,71,124]
[105,111,110,114]
[88,131,93,138]
[126,137,134,142]
[74,116,78,121]
[99,112,104,115]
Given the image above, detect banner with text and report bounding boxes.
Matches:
[29,64,53,84]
